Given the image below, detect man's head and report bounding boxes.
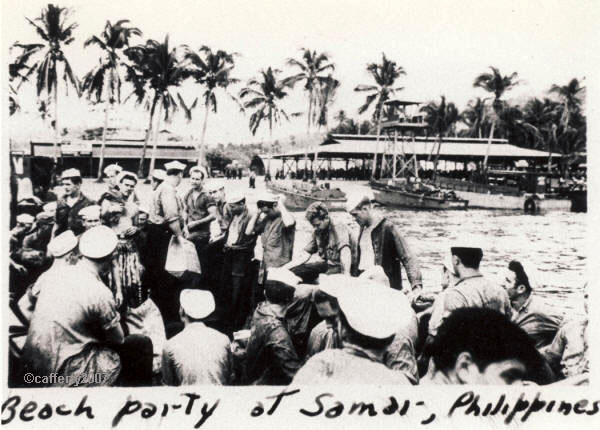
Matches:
[206,182,225,202]
[79,205,102,230]
[79,225,118,274]
[61,169,82,197]
[164,161,186,186]
[450,246,483,275]
[227,193,246,215]
[429,307,542,385]
[502,260,532,301]
[104,164,123,186]
[264,268,299,306]
[314,275,343,319]
[151,169,166,190]
[346,193,376,227]
[117,172,138,198]
[189,167,206,191]
[15,213,34,232]
[179,289,215,324]
[47,230,78,264]
[306,202,330,232]
[257,193,279,219]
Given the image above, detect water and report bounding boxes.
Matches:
[82,177,587,318]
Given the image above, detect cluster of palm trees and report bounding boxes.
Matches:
[9,4,585,180]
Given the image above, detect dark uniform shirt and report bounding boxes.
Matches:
[255,216,295,269]
[55,193,95,236]
[183,189,215,239]
[304,221,352,274]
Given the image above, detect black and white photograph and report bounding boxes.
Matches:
[2,0,598,428]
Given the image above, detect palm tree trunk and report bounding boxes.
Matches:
[148,94,164,178]
[432,134,443,181]
[482,119,496,174]
[138,95,159,178]
[53,83,59,161]
[304,94,312,177]
[198,104,210,168]
[97,101,110,181]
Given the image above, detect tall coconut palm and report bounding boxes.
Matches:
[124,36,190,177]
[354,53,406,179]
[313,75,340,175]
[187,46,239,168]
[81,20,141,180]
[549,78,585,134]
[460,97,488,138]
[523,98,559,170]
[421,96,459,180]
[14,4,80,160]
[284,48,335,174]
[473,66,519,173]
[239,67,294,138]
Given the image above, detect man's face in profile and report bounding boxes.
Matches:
[456,354,527,385]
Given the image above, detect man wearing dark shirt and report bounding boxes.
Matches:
[54,168,95,237]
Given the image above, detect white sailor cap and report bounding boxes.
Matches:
[337,284,403,339]
[79,205,101,220]
[79,225,118,259]
[117,171,138,183]
[226,192,246,204]
[346,190,375,213]
[205,181,224,193]
[47,230,78,257]
[137,203,150,215]
[180,289,215,320]
[43,202,57,213]
[103,164,123,176]
[164,161,186,172]
[151,169,166,181]
[189,166,208,178]
[16,213,35,224]
[317,274,353,298]
[266,267,301,286]
[358,265,390,288]
[256,192,278,204]
[61,168,81,180]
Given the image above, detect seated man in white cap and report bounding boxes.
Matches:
[17,230,79,323]
[428,245,512,342]
[55,168,95,236]
[79,205,102,231]
[22,226,153,387]
[205,181,230,235]
[221,192,257,334]
[245,268,302,385]
[22,210,55,255]
[346,193,425,307]
[501,260,562,349]
[161,290,231,385]
[292,283,412,385]
[283,201,354,284]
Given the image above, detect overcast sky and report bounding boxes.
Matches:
[3,0,598,144]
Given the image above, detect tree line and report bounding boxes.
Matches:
[9,4,585,179]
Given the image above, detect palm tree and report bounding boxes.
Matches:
[313,75,340,176]
[461,97,488,138]
[124,36,190,177]
[81,20,141,181]
[284,48,335,175]
[14,4,80,160]
[239,67,294,138]
[522,98,559,171]
[187,46,239,168]
[473,66,519,173]
[354,53,406,179]
[421,96,459,180]
[549,78,585,132]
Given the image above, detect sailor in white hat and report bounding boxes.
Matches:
[160,289,232,385]
[79,225,118,260]
[103,164,123,188]
[116,171,139,203]
[246,191,295,280]
[16,213,35,227]
[17,230,80,323]
[244,267,302,385]
[164,160,187,173]
[10,214,36,257]
[42,201,57,218]
[56,168,95,236]
[292,283,413,385]
[79,205,102,230]
[151,169,166,190]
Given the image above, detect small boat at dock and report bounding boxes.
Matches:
[370,179,469,210]
[266,179,348,211]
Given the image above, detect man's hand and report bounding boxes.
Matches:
[115,290,124,308]
[11,261,27,274]
[407,286,434,312]
[122,226,138,237]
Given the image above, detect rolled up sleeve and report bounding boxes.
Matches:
[161,187,181,224]
[392,225,423,288]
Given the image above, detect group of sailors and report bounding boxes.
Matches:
[8,161,589,387]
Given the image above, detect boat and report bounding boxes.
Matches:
[266,179,348,211]
[371,179,468,210]
[429,173,574,212]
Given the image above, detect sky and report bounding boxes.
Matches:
[2,0,599,145]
